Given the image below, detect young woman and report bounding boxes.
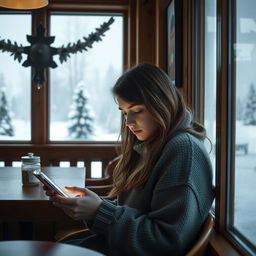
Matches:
[44,63,214,256]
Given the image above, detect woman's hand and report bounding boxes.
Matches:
[42,184,57,197]
[49,186,103,221]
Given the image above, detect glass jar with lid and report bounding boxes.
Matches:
[21,152,40,186]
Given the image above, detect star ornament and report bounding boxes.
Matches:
[22,24,57,88]
[0,17,115,89]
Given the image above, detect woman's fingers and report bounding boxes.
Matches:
[64,186,87,196]
[50,188,102,221]
[42,185,56,196]
[51,195,76,205]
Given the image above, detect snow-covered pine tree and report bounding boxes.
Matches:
[236,97,245,121]
[68,81,94,139]
[0,88,14,136]
[244,83,256,125]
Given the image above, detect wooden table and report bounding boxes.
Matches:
[0,167,86,241]
[0,240,104,256]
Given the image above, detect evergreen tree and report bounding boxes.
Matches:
[244,83,256,125]
[0,88,14,136]
[68,81,94,139]
[236,97,245,121]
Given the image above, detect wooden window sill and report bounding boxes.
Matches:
[209,231,245,256]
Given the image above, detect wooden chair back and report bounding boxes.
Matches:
[186,213,214,256]
[86,156,120,196]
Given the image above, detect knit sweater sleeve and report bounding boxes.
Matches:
[90,134,214,256]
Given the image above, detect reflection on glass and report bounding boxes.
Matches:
[204,0,217,182]
[49,15,123,141]
[0,14,31,141]
[234,0,256,245]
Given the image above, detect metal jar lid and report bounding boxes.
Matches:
[21,152,40,164]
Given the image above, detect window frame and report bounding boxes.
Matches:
[0,1,129,145]
[192,0,256,255]
[192,0,205,124]
[225,0,256,254]
[47,11,125,143]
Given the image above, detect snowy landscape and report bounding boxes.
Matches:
[206,121,256,244]
[0,14,123,142]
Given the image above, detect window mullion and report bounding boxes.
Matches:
[31,9,49,144]
[215,0,229,232]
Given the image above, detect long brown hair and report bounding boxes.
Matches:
[108,63,206,198]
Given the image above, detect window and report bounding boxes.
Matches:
[193,0,216,215]
[204,0,217,177]
[228,0,256,253]
[0,14,31,141]
[49,14,123,141]
[0,11,123,143]
[193,0,216,186]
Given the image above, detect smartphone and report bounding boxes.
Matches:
[33,170,69,197]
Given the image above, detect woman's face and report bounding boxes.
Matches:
[117,96,159,141]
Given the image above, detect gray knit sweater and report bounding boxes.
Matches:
[89,115,214,256]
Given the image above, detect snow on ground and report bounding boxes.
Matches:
[234,153,256,244]
[0,120,119,141]
[49,121,119,141]
[236,121,256,153]
[0,120,30,141]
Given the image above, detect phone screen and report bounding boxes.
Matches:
[33,170,69,197]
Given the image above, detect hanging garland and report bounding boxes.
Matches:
[0,17,115,87]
